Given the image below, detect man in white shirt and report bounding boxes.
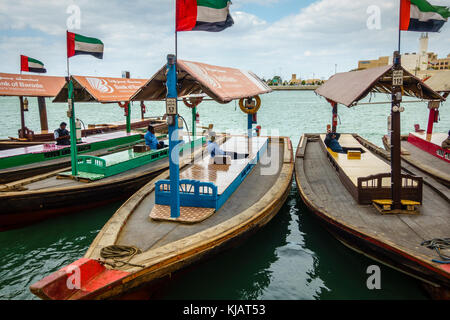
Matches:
[207,132,247,160]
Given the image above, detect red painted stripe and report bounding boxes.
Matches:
[67,31,76,58]
[400,0,411,31]
[176,0,197,31]
[407,133,450,163]
[20,55,29,72]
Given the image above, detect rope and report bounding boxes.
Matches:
[421,238,450,262]
[99,245,145,268]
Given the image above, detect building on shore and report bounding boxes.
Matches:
[357,33,449,78]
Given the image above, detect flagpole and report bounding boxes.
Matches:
[66,30,78,176]
[398,0,402,53]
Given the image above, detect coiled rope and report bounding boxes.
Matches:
[421,238,450,263]
[99,245,145,268]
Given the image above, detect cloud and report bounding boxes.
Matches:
[0,0,448,81]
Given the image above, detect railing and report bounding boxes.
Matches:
[77,155,106,168]
[357,173,423,204]
[155,179,218,208]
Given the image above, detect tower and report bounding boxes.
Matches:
[419,33,428,55]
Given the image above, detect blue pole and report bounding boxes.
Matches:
[248,113,253,137]
[166,54,180,218]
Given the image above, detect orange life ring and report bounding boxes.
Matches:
[183,97,203,109]
[239,96,261,114]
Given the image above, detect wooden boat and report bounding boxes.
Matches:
[0,134,205,231]
[0,131,147,184]
[382,71,450,187]
[0,73,167,150]
[30,60,294,300]
[0,74,169,184]
[295,64,450,299]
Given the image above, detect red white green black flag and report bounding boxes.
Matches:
[67,31,104,59]
[20,55,46,73]
[176,0,234,32]
[400,0,449,32]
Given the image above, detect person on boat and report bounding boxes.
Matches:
[54,122,71,146]
[442,130,450,149]
[145,125,166,150]
[207,131,246,160]
[324,132,345,153]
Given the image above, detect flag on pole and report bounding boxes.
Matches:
[20,55,46,73]
[176,0,234,32]
[67,31,104,59]
[400,0,450,32]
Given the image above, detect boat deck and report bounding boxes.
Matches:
[296,136,450,283]
[113,139,283,252]
[401,139,450,175]
[180,136,268,194]
[320,134,391,186]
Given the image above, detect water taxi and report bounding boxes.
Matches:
[295,62,449,299]
[30,59,294,300]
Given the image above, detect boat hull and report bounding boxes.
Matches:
[0,166,167,231]
[295,134,450,300]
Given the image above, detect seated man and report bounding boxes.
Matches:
[324,132,345,154]
[442,130,450,149]
[207,132,247,160]
[145,125,166,150]
[54,122,71,146]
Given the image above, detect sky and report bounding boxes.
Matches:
[0,0,449,81]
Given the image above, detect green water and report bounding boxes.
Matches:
[1,91,448,300]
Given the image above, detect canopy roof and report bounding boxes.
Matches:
[424,71,450,93]
[0,73,66,97]
[53,76,148,103]
[315,65,444,107]
[131,60,271,103]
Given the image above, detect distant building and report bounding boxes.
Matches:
[289,74,302,85]
[358,56,390,70]
[357,34,449,76]
[305,79,322,85]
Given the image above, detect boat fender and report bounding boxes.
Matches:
[239,95,261,114]
[140,101,146,114]
[183,97,203,108]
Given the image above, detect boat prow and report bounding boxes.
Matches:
[30,135,294,300]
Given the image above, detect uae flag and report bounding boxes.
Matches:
[67,31,104,59]
[176,0,234,32]
[400,0,450,32]
[20,55,46,73]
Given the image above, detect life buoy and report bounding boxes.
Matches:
[239,95,261,114]
[183,97,203,109]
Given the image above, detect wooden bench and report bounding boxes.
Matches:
[320,134,422,205]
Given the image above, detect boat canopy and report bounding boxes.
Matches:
[131,60,272,104]
[424,71,450,93]
[0,73,66,97]
[53,76,148,103]
[315,65,444,107]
